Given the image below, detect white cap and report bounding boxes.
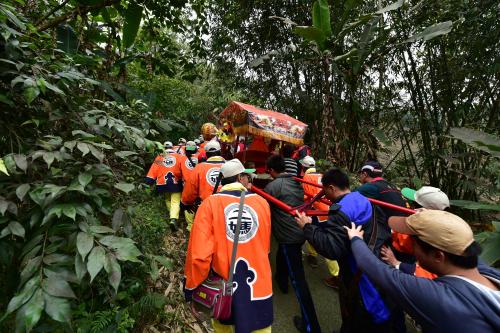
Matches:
[300,156,315,168]
[178,138,187,145]
[205,140,221,152]
[164,141,173,149]
[185,141,197,152]
[414,186,450,210]
[220,159,256,178]
[194,139,200,144]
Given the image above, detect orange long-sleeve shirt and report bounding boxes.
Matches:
[181,156,225,204]
[180,153,199,182]
[145,151,183,193]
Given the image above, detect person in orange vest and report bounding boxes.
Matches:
[173,138,187,155]
[146,141,184,231]
[180,141,199,231]
[380,186,451,280]
[184,159,272,332]
[300,156,341,289]
[181,140,225,206]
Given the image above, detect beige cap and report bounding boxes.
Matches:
[414,186,450,210]
[220,159,256,178]
[205,140,221,152]
[389,210,474,255]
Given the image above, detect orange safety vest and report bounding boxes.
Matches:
[184,186,272,299]
[181,156,225,204]
[302,169,329,222]
[145,152,184,193]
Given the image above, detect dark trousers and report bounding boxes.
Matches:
[276,243,321,333]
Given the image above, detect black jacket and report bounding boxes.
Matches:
[264,174,305,244]
[304,193,391,284]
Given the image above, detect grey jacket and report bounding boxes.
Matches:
[264,174,305,244]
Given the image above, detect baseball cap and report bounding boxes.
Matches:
[414,186,450,210]
[401,187,416,201]
[220,159,256,178]
[185,141,197,151]
[205,140,221,152]
[360,161,383,173]
[194,139,200,145]
[178,138,187,145]
[164,141,173,149]
[299,156,315,168]
[389,210,474,256]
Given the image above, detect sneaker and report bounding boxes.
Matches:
[293,315,306,333]
[323,276,340,289]
[169,218,178,231]
[306,255,319,268]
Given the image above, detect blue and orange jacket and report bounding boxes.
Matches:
[181,156,225,204]
[145,151,183,193]
[184,183,273,331]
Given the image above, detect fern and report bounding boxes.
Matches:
[130,292,167,318]
[90,310,114,333]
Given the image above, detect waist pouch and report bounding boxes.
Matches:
[192,273,233,320]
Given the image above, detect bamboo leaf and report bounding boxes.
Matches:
[375,0,404,14]
[122,3,143,49]
[312,0,332,37]
[449,127,500,158]
[405,21,453,43]
[293,26,326,45]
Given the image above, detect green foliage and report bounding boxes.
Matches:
[0,1,190,331]
[122,3,144,50]
[475,222,500,267]
[75,306,135,333]
[449,127,500,158]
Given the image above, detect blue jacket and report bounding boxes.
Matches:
[351,237,500,332]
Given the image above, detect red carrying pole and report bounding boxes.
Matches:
[250,185,293,213]
[251,186,329,216]
[294,177,416,215]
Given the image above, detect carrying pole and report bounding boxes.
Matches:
[250,186,328,216]
[294,177,416,215]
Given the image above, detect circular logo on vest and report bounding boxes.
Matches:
[185,157,198,170]
[224,202,259,243]
[163,156,176,167]
[206,167,220,186]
